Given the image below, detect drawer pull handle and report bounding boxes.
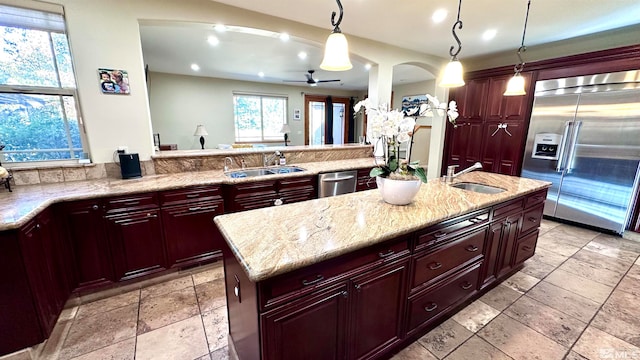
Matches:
[186,194,200,198]
[124,201,140,206]
[523,245,533,251]
[428,262,443,270]
[461,282,473,290]
[528,217,538,223]
[532,196,543,202]
[433,232,447,238]
[341,291,348,298]
[146,213,158,218]
[469,217,484,224]
[465,245,479,252]
[424,303,438,312]
[302,275,324,286]
[378,250,395,258]
[188,207,202,211]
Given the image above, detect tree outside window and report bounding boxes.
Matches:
[234,94,287,142]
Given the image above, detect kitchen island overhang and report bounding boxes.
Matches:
[214,171,550,360]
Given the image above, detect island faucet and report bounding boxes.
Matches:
[444,162,483,183]
[263,151,281,167]
[223,157,235,172]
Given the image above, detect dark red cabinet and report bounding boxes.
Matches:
[356,168,377,191]
[226,176,316,212]
[443,120,484,170]
[451,78,488,121]
[480,120,525,176]
[485,74,532,122]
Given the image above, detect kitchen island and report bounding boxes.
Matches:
[214,171,550,360]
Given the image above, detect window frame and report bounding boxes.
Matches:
[0,5,87,165]
[233,93,288,143]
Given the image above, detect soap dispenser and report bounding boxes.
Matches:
[279,153,286,165]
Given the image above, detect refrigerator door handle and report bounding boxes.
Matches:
[556,121,573,172]
[566,121,583,173]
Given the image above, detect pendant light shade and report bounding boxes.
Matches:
[320,0,352,71]
[439,0,465,88]
[320,32,352,71]
[504,0,532,96]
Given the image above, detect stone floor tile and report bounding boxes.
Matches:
[520,257,557,279]
[591,308,640,348]
[526,281,600,323]
[591,233,640,254]
[203,306,229,353]
[544,268,613,304]
[543,224,599,248]
[192,265,225,286]
[137,286,200,335]
[478,284,522,311]
[418,318,473,359]
[571,249,634,275]
[443,335,512,360]
[478,314,567,360]
[451,300,501,333]
[529,247,569,267]
[535,235,582,257]
[140,276,193,299]
[572,326,640,360]
[195,354,212,360]
[136,315,208,360]
[584,239,639,263]
[76,290,140,320]
[617,272,640,297]
[59,304,137,360]
[564,350,589,360]
[391,343,438,360]
[538,219,562,235]
[38,316,74,359]
[196,279,227,314]
[636,256,640,266]
[501,271,540,294]
[69,338,135,360]
[210,346,231,360]
[557,258,625,287]
[503,295,587,348]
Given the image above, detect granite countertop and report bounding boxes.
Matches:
[153,144,372,158]
[0,158,377,231]
[214,172,551,282]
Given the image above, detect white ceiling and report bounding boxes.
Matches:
[140,0,640,91]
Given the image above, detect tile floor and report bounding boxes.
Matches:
[5,219,640,360]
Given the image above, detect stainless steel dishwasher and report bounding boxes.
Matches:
[318,170,357,197]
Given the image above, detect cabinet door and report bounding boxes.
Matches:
[480,222,504,289]
[485,74,532,122]
[64,200,114,289]
[496,213,522,278]
[356,168,377,191]
[278,176,317,204]
[453,78,488,121]
[444,120,484,173]
[226,181,278,212]
[106,209,167,281]
[261,284,349,360]
[480,121,525,176]
[162,201,224,268]
[348,259,408,360]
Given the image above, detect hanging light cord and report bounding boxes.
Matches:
[330,0,344,33]
[449,0,463,60]
[515,0,531,74]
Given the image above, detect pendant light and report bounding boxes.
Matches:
[439,0,465,88]
[504,0,531,96]
[320,0,353,71]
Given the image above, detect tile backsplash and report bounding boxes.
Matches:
[8,161,156,186]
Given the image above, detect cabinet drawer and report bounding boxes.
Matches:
[278,175,316,190]
[259,236,410,310]
[416,209,489,251]
[514,230,538,265]
[492,197,524,221]
[521,204,543,236]
[412,227,486,290]
[524,189,547,209]
[407,262,481,333]
[104,193,158,214]
[159,185,222,206]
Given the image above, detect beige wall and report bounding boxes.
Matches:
[148,72,361,149]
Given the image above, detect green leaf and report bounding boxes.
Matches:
[369,167,386,178]
[412,167,428,183]
[389,156,398,172]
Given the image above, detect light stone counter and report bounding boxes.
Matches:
[0,158,377,231]
[214,172,551,282]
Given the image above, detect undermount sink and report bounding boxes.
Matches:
[450,182,506,194]
[225,166,306,178]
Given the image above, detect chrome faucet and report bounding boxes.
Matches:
[263,151,281,167]
[445,162,483,183]
[223,157,235,172]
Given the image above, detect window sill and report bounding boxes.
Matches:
[4,161,95,171]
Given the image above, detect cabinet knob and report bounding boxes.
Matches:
[354,284,361,291]
[92,204,99,210]
[36,223,41,229]
[273,198,283,206]
[528,217,538,223]
[146,213,158,218]
[341,291,348,298]
[424,303,438,312]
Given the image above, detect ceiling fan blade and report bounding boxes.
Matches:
[283,80,308,83]
[316,79,341,83]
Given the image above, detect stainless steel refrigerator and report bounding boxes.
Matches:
[521,70,640,234]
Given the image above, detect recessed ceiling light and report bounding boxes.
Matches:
[432,9,448,23]
[214,24,226,32]
[298,51,307,60]
[207,36,220,46]
[190,63,200,71]
[364,63,372,70]
[482,29,497,41]
[279,33,290,42]
[258,71,265,78]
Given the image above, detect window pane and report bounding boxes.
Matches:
[262,97,285,140]
[52,32,76,88]
[0,26,58,87]
[234,95,262,141]
[0,93,81,161]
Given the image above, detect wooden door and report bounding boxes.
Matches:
[305,95,351,145]
[348,259,409,360]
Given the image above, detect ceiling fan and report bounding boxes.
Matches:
[283,70,340,87]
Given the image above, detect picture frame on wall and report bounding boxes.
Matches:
[401,94,428,115]
[293,109,301,120]
[98,68,130,94]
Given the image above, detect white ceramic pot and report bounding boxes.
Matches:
[376,176,422,205]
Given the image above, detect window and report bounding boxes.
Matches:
[233,93,287,142]
[0,5,84,163]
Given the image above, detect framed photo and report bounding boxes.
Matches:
[293,109,301,120]
[401,94,428,114]
[98,68,130,94]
